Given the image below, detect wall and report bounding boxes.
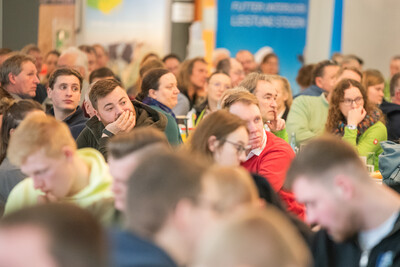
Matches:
[2,0,39,50]
[342,0,400,77]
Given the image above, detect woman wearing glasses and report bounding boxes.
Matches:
[188,109,250,166]
[326,79,387,170]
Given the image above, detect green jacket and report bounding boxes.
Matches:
[4,148,114,224]
[150,105,182,146]
[286,94,329,146]
[343,121,387,170]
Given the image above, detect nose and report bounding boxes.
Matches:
[247,122,257,133]
[174,86,180,94]
[34,75,40,84]
[271,99,277,108]
[32,177,44,191]
[351,100,358,108]
[238,151,247,162]
[115,105,124,117]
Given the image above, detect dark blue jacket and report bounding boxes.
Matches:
[294,84,324,98]
[110,230,178,267]
[48,106,88,140]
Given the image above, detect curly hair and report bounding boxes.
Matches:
[325,79,379,133]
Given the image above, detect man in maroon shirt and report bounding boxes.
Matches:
[222,90,305,219]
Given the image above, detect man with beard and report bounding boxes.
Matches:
[76,79,167,158]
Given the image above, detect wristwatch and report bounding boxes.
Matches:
[102,128,114,137]
[346,125,357,130]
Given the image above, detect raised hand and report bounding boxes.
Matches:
[104,110,136,135]
[266,112,286,132]
[347,106,366,126]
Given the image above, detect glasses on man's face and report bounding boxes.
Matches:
[341,96,363,106]
[224,139,251,155]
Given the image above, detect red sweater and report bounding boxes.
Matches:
[241,131,305,220]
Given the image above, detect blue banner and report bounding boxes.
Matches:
[216,0,309,94]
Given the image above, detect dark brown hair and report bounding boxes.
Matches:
[311,60,338,85]
[325,79,377,133]
[0,99,43,164]
[188,110,248,160]
[48,68,83,91]
[137,68,170,101]
[89,79,123,110]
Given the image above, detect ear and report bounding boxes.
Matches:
[94,108,101,121]
[333,174,354,200]
[148,89,157,99]
[207,135,219,152]
[8,73,16,85]
[170,198,193,230]
[61,146,75,162]
[315,77,323,88]
[47,87,52,99]
[9,128,15,136]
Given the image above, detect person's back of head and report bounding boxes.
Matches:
[311,59,338,85]
[286,135,368,189]
[1,99,43,164]
[58,47,89,79]
[126,151,207,238]
[108,127,171,211]
[0,203,108,267]
[89,67,116,84]
[108,127,169,160]
[296,63,315,90]
[202,166,259,213]
[390,72,400,99]
[7,113,75,167]
[336,66,363,83]
[215,58,231,74]
[193,207,311,267]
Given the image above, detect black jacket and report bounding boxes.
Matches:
[76,100,167,158]
[380,100,400,143]
[312,213,400,267]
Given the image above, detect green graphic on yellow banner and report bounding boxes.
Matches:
[87,0,122,14]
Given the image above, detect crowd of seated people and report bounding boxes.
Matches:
[1,44,400,267]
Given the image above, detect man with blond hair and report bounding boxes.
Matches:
[4,114,113,223]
